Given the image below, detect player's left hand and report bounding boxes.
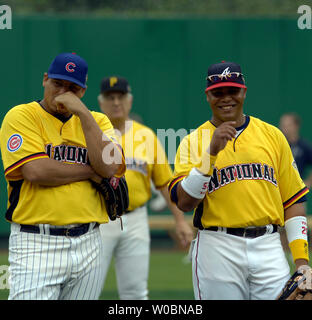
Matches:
[175,220,194,249]
[55,92,87,116]
[277,266,312,300]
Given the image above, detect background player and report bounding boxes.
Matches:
[129,112,168,212]
[279,112,312,189]
[168,61,310,299]
[0,53,125,300]
[98,76,193,300]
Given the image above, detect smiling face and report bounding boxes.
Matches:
[206,86,247,127]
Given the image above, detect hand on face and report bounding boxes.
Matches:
[54,91,87,116]
[42,75,86,117]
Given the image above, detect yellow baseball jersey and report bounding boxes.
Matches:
[0,101,126,225]
[169,116,309,228]
[120,120,172,211]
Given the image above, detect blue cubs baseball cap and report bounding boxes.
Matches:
[48,52,88,88]
[205,61,247,92]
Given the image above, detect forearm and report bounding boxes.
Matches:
[175,150,217,212]
[284,203,309,268]
[160,186,186,221]
[21,158,95,186]
[176,180,205,212]
[78,110,122,178]
[160,186,194,248]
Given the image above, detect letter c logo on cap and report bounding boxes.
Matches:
[65,62,76,73]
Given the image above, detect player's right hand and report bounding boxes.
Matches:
[55,92,87,116]
[209,121,237,156]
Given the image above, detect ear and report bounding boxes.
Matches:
[97,94,105,113]
[129,94,133,108]
[77,87,87,99]
[206,91,212,103]
[242,88,247,99]
[97,94,103,104]
[127,94,133,114]
[42,72,48,87]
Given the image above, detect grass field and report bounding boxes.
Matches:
[0,248,310,300]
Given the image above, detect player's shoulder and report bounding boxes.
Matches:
[90,110,110,122]
[249,115,286,140]
[184,120,214,141]
[176,120,213,153]
[132,120,152,131]
[131,120,157,137]
[2,101,40,122]
[250,116,280,132]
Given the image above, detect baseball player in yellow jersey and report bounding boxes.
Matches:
[97,76,193,299]
[168,61,310,300]
[0,53,125,300]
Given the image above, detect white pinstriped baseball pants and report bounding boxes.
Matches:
[8,222,105,300]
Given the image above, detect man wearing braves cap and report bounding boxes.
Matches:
[0,52,126,300]
[168,61,311,299]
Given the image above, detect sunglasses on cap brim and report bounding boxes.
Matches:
[206,72,244,83]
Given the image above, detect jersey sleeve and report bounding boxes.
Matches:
[151,134,173,188]
[168,134,195,194]
[276,130,309,209]
[168,128,210,201]
[93,112,126,178]
[0,106,49,180]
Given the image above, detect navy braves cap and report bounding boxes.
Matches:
[101,76,131,94]
[205,61,247,92]
[48,52,88,88]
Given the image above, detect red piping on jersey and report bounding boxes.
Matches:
[168,175,186,193]
[195,232,202,300]
[4,152,48,176]
[283,187,309,209]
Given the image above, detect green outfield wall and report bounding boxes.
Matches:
[0,16,311,236]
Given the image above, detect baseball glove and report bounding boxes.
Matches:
[277,268,312,300]
[92,176,129,221]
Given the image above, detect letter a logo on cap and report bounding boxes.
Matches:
[221,67,231,78]
[65,62,76,73]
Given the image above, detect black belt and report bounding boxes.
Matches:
[205,224,278,239]
[20,223,99,237]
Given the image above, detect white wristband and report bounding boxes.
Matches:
[285,216,308,243]
[181,168,211,199]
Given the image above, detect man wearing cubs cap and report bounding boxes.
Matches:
[97,76,193,299]
[168,61,310,299]
[0,52,126,300]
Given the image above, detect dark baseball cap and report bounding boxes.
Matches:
[205,61,247,92]
[101,76,131,94]
[48,52,88,88]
